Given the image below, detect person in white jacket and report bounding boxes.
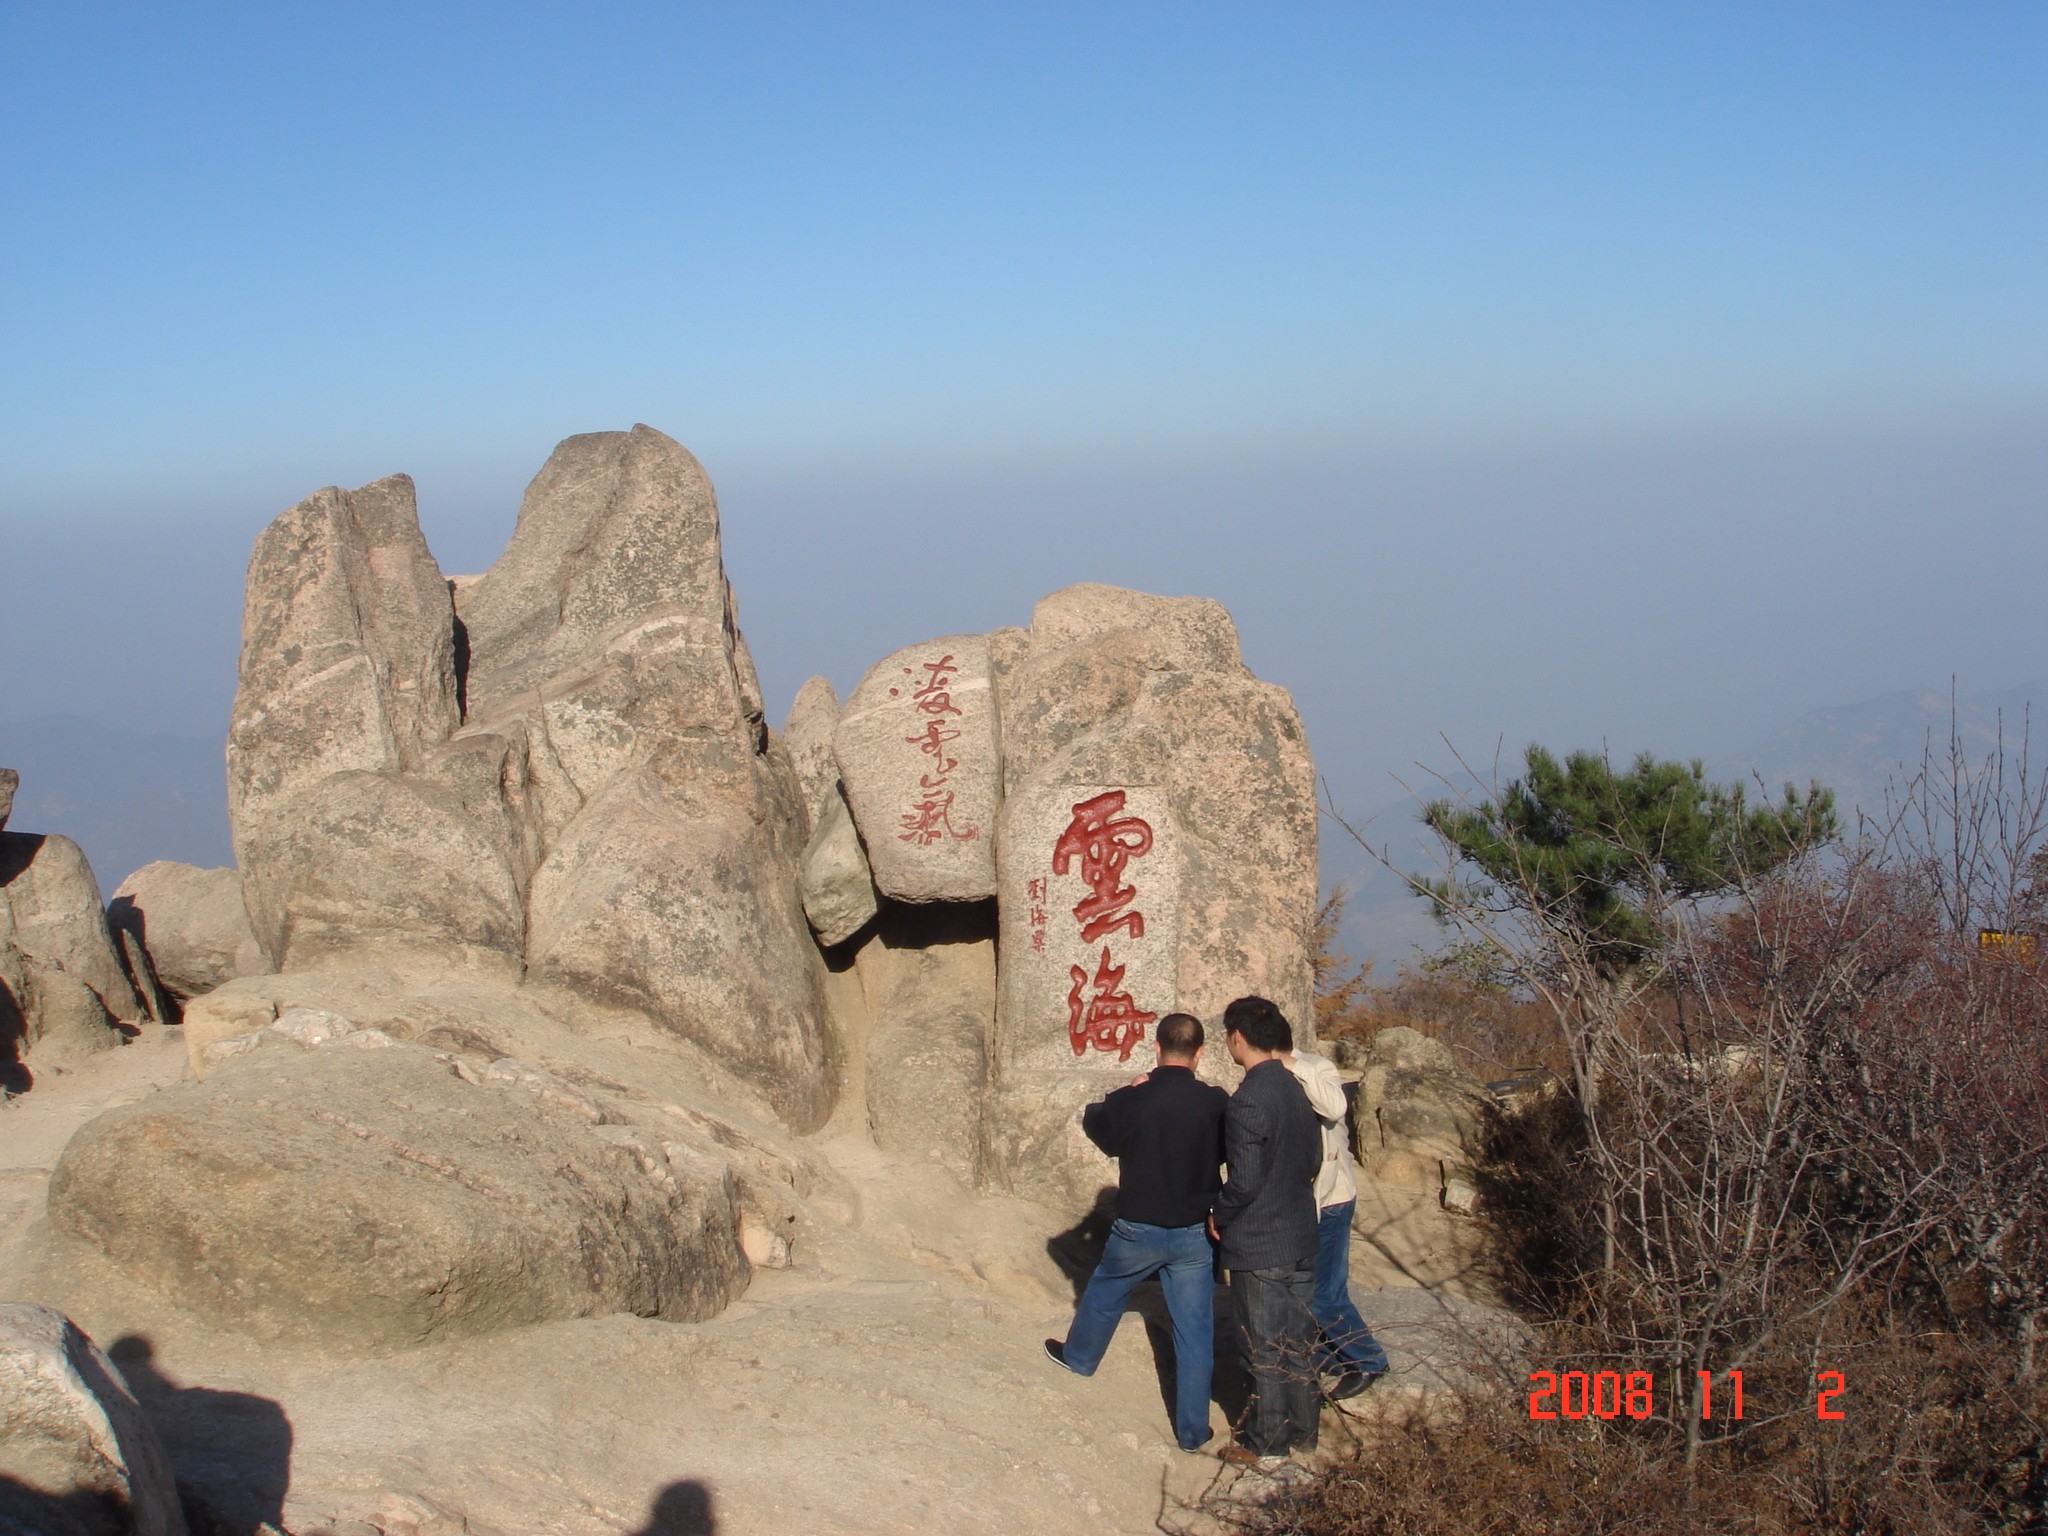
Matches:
[1285,1047,1391,1398]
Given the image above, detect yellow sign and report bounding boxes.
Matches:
[1978,929,2038,957]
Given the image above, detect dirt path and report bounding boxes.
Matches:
[2,1027,1509,1535]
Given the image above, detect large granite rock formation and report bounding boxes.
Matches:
[0,767,16,830]
[107,862,267,1002]
[986,584,1319,1209]
[48,1038,752,1349]
[225,426,835,1131]
[821,584,1319,1213]
[0,1302,187,1536]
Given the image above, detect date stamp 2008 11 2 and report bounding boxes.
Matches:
[1528,1370,1848,1422]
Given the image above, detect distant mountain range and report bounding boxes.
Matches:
[5,680,2041,942]
[1329,679,2047,967]
[1721,681,2045,831]
[0,715,233,893]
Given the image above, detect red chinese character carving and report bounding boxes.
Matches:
[908,656,964,718]
[1067,947,1156,1060]
[905,720,962,778]
[1052,790,1153,943]
[899,786,979,845]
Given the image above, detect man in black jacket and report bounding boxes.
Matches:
[1210,995,1324,1467]
[1044,1011,1228,1453]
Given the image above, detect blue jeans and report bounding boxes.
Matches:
[1060,1218,1216,1450]
[1313,1200,1389,1376]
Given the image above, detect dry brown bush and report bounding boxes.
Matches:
[1255,730,2048,1533]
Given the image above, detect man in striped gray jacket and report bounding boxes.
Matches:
[1209,995,1323,1468]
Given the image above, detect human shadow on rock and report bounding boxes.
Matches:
[1044,1188,1118,1303]
[108,1336,292,1536]
[629,1480,717,1535]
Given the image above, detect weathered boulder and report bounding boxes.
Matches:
[0,766,16,831]
[224,427,837,1131]
[107,863,267,1001]
[835,636,999,902]
[456,427,834,1130]
[800,793,879,947]
[782,676,844,837]
[1355,1025,1492,1199]
[987,584,1318,1209]
[47,1043,752,1349]
[0,834,143,1027]
[227,473,524,973]
[0,826,142,1068]
[0,1302,186,1536]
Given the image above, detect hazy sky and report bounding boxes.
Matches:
[4,4,2045,876]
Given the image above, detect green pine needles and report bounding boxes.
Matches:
[1423,746,1838,977]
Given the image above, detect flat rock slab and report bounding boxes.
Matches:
[835,636,999,901]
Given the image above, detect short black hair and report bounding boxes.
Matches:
[1222,995,1292,1053]
[1156,1013,1204,1056]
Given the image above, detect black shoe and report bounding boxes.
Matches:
[1328,1367,1387,1401]
[1044,1338,1073,1371]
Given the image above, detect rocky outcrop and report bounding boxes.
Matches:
[781,676,843,837]
[107,862,267,1002]
[0,1302,186,1536]
[48,1040,753,1349]
[0,767,16,831]
[801,795,879,947]
[1355,1026,1492,1206]
[807,583,1317,1211]
[225,426,836,1131]
[226,473,523,973]
[985,584,1319,1209]
[1,816,145,1067]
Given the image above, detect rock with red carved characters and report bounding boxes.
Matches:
[986,583,1318,1211]
[835,635,999,903]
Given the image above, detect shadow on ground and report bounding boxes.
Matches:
[108,1335,292,1536]
[1045,1192,1254,1445]
[631,1480,717,1534]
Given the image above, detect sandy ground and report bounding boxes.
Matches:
[0,1025,1516,1536]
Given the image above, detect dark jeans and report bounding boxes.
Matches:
[1313,1200,1390,1376]
[1061,1218,1216,1450]
[1229,1260,1320,1455]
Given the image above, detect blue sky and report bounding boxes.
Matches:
[4,3,2045,891]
